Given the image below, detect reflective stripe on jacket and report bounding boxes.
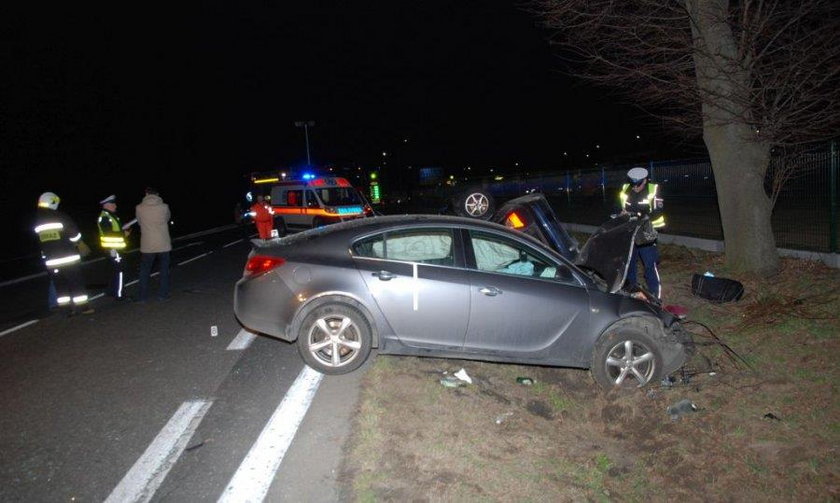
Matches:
[619,183,665,228]
[98,210,126,249]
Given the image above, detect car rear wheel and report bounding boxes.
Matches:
[591,321,663,389]
[453,188,495,220]
[296,304,372,374]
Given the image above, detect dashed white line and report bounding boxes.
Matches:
[105,399,212,503]
[126,279,139,287]
[177,252,211,266]
[217,366,323,503]
[222,238,244,248]
[226,328,257,350]
[90,293,105,301]
[0,320,39,337]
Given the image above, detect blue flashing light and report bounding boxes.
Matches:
[337,206,363,215]
[302,173,316,180]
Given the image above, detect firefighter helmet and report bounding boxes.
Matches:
[38,192,60,210]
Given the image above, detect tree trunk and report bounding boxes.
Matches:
[704,126,779,275]
[689,0,780,276]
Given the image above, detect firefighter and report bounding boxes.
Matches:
[97,194,129,300]
[33,192,94,315]
[249,194,275,240]
[619,167,666,298]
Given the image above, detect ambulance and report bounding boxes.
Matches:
[251,174,373,232]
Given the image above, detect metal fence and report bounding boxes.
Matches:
[483,144,840,253]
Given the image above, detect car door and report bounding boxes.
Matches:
[463,229,591,356]
[352,227,470,349]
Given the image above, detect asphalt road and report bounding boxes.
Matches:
[0,225,363,502]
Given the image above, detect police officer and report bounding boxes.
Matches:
[619,167,665,298]
[33,192,94,315]
[97,194,129,300]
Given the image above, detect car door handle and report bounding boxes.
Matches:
[372,270,396,281]
[479,286,502,296]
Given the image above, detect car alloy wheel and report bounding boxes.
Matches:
[464,192,490,217]
[603,339,656,386]
[592,320,663,389]
[297,304,372,374]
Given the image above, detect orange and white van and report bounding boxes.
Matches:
[262,176,372,232]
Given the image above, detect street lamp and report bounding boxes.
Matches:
[294,120,316,167]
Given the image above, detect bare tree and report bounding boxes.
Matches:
[532,0,840,275]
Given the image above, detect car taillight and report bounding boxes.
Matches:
[245,255,285,276]
[505,211,526,229]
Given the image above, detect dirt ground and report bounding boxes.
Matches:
[339,245,839,502]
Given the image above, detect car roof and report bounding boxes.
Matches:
[259,214,567,259]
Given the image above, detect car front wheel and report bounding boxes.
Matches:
[296,304,372,374]
[591,322,663,389]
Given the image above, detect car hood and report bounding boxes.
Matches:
[574,215,640,294]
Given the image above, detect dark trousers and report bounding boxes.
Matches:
[49,263,88,307]
[108,251,125,299]
[627,243,661,298]
[138,252,171,301]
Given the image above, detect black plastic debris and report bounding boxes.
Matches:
[667,399,698,420]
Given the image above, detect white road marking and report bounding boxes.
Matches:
[0,320,39,337]
[105,399,212,503]
[226,328,257,350]
[172,242,203,252]
[90,293,105,301]
[222,238,244,248]
[177,252,211,266]
[218,366,323,503]
[126,279,139,287]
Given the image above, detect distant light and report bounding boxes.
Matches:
[585,154,590,158]
[493,175,504,181]
[382,151,387,156]
[370,172,378,180]
[515,162,519,167]
[595,145,600,149]
[253,177,280,184]
[302,173,315,180]
[635,135,641,140]
[449,175,454,180]
[281,172,287,179]
[403,138,408,143]
[563,152,568,156]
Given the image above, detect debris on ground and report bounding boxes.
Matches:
[516,377,535,386]
[454,368,472,384]
[494,412,514,425]
[667,399,698,420]
[440,376,467,388]
[763,412,782,421]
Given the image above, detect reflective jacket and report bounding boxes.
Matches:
[33,208,83,268]
[619,183,665,228]
[98,209,127,249]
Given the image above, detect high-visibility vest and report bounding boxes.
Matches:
[619,183,665,228]
[98,210,127,249]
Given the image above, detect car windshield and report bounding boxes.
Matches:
[313,187,363,205]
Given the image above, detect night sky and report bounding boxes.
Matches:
[1,1,681,262]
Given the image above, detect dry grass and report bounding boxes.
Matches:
[341,247,840,502]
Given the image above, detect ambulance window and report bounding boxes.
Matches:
[285,190,303,207]
[305,190,320,208]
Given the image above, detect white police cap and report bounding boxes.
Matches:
[627,167,649,183]
[100,194,117,205]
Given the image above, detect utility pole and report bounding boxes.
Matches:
[294,121,316,167]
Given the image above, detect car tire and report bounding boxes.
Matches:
[453,188,495,220]
[296,304,372,375]
[591,319,663,389]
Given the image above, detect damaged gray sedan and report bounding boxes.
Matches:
[234,209,692,389]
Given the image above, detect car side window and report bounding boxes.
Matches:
[468,230,574,281]
[353,229,454,266]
